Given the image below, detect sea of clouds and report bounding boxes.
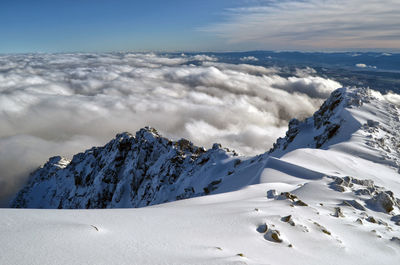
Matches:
[0,53,341,205]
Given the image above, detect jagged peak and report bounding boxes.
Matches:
[112,128,162,148]
[115,132,134,140]
[11,124,236,208]
[42,156,70,169]
[134,126,161,140]
[269,87,373,154]
[104,127,235,157]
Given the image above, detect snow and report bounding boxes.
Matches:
[1,181,399,265]
[2,87,400,264]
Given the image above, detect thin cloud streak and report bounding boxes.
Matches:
[202,0,400,50]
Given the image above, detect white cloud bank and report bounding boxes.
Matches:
[202,0,400,50]
[0,53,341,205]
[240,56,258,62]
[356,63,377,69]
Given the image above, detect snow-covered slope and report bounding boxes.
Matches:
[2,182,400,265]
[2,87,400,264]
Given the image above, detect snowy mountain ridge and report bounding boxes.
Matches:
[271,86,400,170]
[11,127,240,208]
[11,87,400,211]
[270,87,369,153]
[4,86,400,265]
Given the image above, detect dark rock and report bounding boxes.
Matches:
[332,207,345,218]
[257,223,268,233]
[264,229,283,243]
[277,192,298,201]
[293,200,308,207]
[281,215,295,226]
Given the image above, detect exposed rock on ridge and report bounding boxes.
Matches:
[269,87,373,154]
[11,127,237,208]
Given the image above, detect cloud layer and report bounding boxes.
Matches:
[203,0,400,50]
[0,53,341,205]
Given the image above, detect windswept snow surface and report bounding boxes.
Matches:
[1,185,399,265]
[2,87,400,264]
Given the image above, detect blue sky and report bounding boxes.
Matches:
[0,0,234,52]
[1,0,399,53]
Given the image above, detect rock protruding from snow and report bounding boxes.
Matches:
[367,191,399,213]
[328,176,400,214]
[257,223,284,243]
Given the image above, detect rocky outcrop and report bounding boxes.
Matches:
[11,127,237,208]
[269,88,373,154]
[328,176,400,214]
[269,88,348,153]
